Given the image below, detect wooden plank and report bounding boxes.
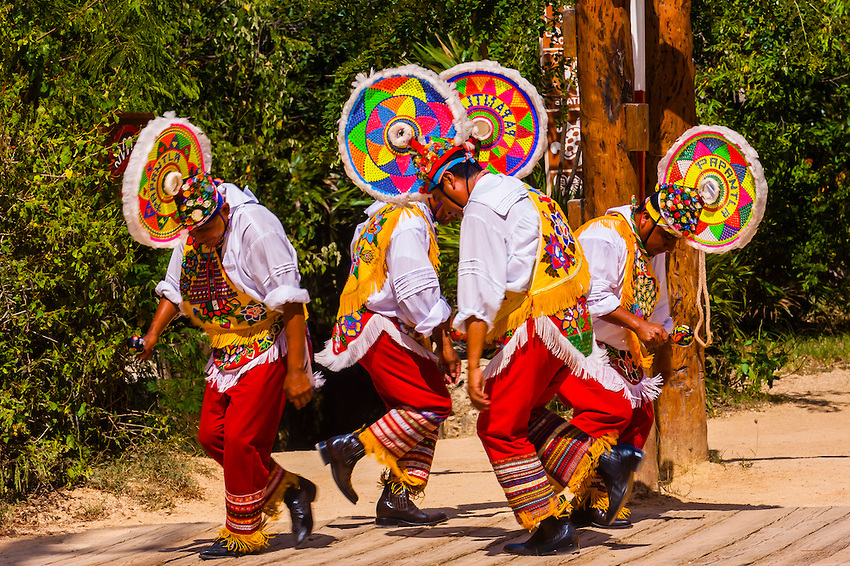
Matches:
[625,103,649,152]
[615,507,797,565]
[704,506,850,565]
[338,513,517,565]
[1,523,217,566]
[4,507,850,565]
[558,508,765,564]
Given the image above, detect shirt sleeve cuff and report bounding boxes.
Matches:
[155,281,185,316]
[264,286,310,311]
[413,299,451,338]
[588,295,621,318]
[452,309,492,334]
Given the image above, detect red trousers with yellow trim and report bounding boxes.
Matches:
[358,332,452,486]
[556,368,655,449]
[198,357,290,535]
[477,334,577,528]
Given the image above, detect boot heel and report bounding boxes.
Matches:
[316,442,330,465]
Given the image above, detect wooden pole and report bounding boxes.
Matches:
[646,0,709,470]
[575,0,637,219]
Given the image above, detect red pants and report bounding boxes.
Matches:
[198,358,289,533]
[358,332,452,485]
[556,371,655,449]
[620,401,654,449]
[477,332,574,527]
[359,333,452,416]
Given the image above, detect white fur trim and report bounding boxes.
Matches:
[482,316,663,408]
[440,60,548,179]
[314,313,437,372]
[337,65,471,204]
[122,112,213,248]
[656,124,767,253]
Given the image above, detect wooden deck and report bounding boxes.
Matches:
[3,503,850,565]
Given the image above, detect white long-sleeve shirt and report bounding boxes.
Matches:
[453,173,539,333]
[577,204,673,351]
[355,201,450,338]
[155,183,310,391]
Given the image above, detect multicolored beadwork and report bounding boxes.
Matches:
[670,324,694,346]
[657,125,768,253]
[657,183,703,237]
[338,66,469,203]
[176,174,224,229]
[441,61,548,179]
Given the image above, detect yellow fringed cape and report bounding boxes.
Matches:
[334,203,439,328]
[486,187,591,345]
[574,212,660,373]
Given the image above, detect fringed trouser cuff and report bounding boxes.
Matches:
[225,487,267,536]
[397,431,438,488]
[575,476,631,519]
[215,525,271,554]
[528,410,616,511]
[359,408,444,489]
[492,453,561,531]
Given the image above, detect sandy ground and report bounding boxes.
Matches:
[2,368,848,540]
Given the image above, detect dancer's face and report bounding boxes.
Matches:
[190,203,230,248]
[638,210,679,256]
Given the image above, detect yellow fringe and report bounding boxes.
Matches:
[216,525,270,554]
[515,495,559,532]
[262,469,300,522]
[576,214,656,372]
[357,428,425,491]
[336,205,439,321]
[485,191,591,345]
[205,315,279,348]
[565,434,617,504]
[486,253,591,344]
[585,485,631,519]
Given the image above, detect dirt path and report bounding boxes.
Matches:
[1,369,848,565]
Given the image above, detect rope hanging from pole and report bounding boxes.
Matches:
[693,249,712,348]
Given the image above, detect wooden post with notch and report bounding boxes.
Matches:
[646,0,709,475]
[574,0,709,489]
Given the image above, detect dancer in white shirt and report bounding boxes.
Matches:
[314,198,460,527]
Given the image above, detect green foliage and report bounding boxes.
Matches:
[702,252,790,403]
[692,0,850,320]
[785,332,850,374]
[1,0,549,498]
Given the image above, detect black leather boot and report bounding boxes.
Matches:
[375,479,448,527]
[316,432,366,504]
[597,444,643,525]
[199,539,252,560]
[571,506,632,529]
[284,476,317,546]
[503,515,580,555]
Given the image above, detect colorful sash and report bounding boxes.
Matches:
[575,211,660,375]
[486,187,592,352]
[180,237,283,371]
[330,204,439,357]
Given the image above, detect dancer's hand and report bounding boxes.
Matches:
[439,343,462,384]
[635,320,670,350]
[138,332,158,361]
[467,365,490,411]
[285,368,313,410]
